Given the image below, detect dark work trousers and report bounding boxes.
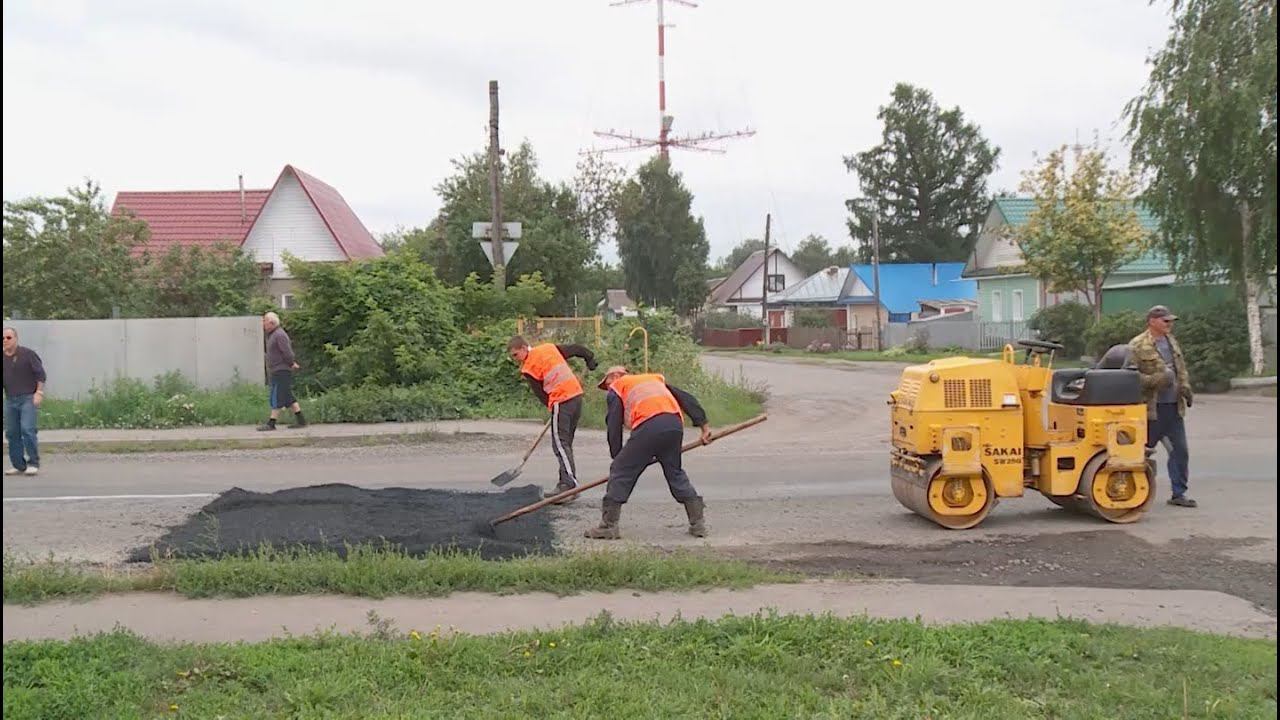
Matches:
[551,395,583,488]
[1147,402,1190,498]
[604,412,700,505]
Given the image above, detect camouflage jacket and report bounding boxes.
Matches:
[1128,330,1191,418]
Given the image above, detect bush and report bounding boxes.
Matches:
[702,311,763,330]
[1029,302,1093,358]
[1177,302,1251,391]
[1084,311,1145,358]
[794,308,831,328]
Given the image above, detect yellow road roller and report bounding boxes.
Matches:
[889,340,1155,529]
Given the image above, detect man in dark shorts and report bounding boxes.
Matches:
[258,312,307,431]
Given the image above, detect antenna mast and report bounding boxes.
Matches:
[593,0,754,159]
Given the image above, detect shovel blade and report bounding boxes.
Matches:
[490,468,521,487]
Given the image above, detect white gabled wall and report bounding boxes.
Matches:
[727,253,808,303]
[975,216,1025,269]
[242,171,346,278]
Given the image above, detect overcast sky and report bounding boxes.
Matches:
[3,0,1172,263]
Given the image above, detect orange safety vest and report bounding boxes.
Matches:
[609,373,682,430]
[520,343,584,408]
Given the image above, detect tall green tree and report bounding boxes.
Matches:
[790,234,861,274]
[2,180,148,319]
[615,156,710,314]
[133,243,263,318]
[426,141,594,314]
[1014,143,1151,320]
[572,151,626,251]
[844,83,1001,263]
[1125,0,1277,375]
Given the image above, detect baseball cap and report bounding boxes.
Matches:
[1147,305,1178,321]
[597,365,628,390]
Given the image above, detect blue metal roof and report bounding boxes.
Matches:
[839,263,977,314]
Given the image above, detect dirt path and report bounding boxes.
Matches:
[5,581,1274,644]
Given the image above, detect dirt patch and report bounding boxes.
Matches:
[727,531,1278,615]
[127,483,556,562]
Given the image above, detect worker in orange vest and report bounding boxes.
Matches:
[586,365,714,540]
[507,336,598,502]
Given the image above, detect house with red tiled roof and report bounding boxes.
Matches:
[112,165,383,306]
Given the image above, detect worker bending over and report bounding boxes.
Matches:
[587,365,713,540]
[507,336,597,502]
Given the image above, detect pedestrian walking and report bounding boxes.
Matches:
[507,336,597,502]
[258,312,307,431]
[1129,305,1195,507]
[586,365,714,540]
[3,327,45,476]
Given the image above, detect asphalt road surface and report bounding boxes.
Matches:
[4,354,1276,614]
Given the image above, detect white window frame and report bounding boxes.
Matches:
[991,290,1003,322]
[280,293,298,310]
[1011,289,1024,322]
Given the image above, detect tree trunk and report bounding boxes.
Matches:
[1239,202,1266,376]
[1244,275,1266,375]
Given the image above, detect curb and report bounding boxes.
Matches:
[1231,376,1278,389]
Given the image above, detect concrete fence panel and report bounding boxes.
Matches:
[6,317,264,399]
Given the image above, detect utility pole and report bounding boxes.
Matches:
[762,213,771,345]
[871,209,882,352]
[488,80,506,293]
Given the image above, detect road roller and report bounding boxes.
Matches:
[888,339,1155,529]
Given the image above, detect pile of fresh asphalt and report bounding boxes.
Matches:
[127,483,555,562]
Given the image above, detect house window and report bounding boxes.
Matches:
[280,293,299,310]
[991,291,1003,322]
[766,274,785,293]
[1011,290,1024,322]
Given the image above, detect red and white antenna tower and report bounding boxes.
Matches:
[593,0,754,159]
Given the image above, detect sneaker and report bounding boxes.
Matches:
[256,422,277,432]
[4,467,22,476]
[1167,496,1198,508]
[287,419,308,429]
[23,466,38,477]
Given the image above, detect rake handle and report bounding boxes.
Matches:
[490,413,767,527]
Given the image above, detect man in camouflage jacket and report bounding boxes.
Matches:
[1129,305,1195,508]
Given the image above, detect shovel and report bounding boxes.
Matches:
[488,413,768,526]
[490,417,553,486]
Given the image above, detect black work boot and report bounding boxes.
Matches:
[544,483,578,504]
[683,497,707,538]
[584,500,622,539]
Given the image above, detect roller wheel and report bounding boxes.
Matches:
[892,459,995,530]
[1074,452,1154,524]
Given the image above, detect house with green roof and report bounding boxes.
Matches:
[963,197,1170,323]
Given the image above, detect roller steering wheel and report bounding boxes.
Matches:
[1017,339,1065,353]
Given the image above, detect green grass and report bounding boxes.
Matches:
[3,547,794,605]
[38,370,764,432]
[4,615,1274,719]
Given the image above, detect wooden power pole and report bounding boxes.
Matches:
[762,213,771,345]
[488,80,506,293]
